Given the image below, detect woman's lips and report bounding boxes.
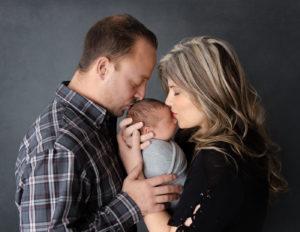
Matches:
[171,111,177,117]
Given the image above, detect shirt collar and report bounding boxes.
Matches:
[55,81,113,129]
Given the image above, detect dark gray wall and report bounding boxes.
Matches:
[1,0,299,231]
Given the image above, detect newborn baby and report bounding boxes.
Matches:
[127,98,187,212]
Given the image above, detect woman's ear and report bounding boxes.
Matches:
[96,56,110,80]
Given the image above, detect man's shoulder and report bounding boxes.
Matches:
[20,99,93,154]
[16,100,92,173]
[54,103,98,153]
[17,100,72,170]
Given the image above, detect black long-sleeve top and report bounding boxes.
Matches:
[169,136,269,232]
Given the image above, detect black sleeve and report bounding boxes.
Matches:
[168,149,244,232]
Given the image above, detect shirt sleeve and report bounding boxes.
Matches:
[168,149,244,232]
[15,145,141,232]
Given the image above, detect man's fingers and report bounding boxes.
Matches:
[153,184,182,195]
[150,203,166,212]
[147,174,177,187]
[155,194,180,203]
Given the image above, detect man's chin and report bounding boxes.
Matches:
[109,106,130,117]
[112,109,126,117]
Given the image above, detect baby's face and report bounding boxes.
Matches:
[153,107,177,140]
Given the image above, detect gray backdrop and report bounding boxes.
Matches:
[1,0,299,231]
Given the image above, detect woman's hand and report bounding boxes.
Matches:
[119,118,154,150]
[117,118,144,174]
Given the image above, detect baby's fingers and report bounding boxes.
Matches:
[140,141,151,150]
[123,122,143,137]
[140,132,154,142]
[119,117,133,130]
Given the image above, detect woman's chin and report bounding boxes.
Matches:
[177,123,187,129]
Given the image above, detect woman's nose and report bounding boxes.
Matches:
[165,92,172,107]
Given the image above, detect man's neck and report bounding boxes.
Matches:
[68,69,102,106]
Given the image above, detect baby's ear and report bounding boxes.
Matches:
[142,126,154,135]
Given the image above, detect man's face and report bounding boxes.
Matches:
[105,38,156,116]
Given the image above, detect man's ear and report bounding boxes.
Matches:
[142,126,155,135]
[96,56,110,80]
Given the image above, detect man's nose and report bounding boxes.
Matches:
[135,83,147,100]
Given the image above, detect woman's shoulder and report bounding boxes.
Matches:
[193,142,237,169]
[190,143,240,186]
[193,142,268,187]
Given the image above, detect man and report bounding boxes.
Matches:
[15,14,181,231]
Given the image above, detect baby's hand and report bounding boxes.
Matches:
[119,118,154,150]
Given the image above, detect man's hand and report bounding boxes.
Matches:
[119,118,154,150]
[122,163,182,216]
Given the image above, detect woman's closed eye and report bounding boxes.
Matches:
[173,88,181,96]
[168,85,181,96]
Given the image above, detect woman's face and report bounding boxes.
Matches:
[165,79,208,132]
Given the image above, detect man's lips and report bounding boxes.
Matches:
[124,103,135,110]
[171,111,177,117]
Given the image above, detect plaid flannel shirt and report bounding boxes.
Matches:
[15,82,141,232]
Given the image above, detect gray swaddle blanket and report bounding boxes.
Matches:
[142,138,187,212]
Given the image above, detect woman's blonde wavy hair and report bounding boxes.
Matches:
[158,36,287,201]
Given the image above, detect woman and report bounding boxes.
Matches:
[118,36,288,231]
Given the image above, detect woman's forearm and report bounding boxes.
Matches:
[144,211,175,232]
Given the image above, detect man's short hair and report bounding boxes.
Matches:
[78,14,158,71]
